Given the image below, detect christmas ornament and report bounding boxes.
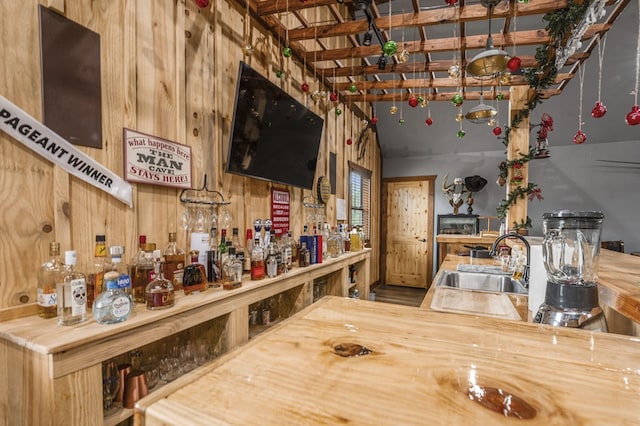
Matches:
[487,117,497,127]
[195,0,209,7]
[275,70,283,78]
[510,162,523,184]
[425,117,433,126]
[320,91,328,100]
[243,44,254,56]
[390,105,398,114]
[346,138,353,145]
[397,50,410,63]
[335,108,343,116]
[455,112,463,122]
[573,130,587,144]
[283,47,292,58]
[446,0,457,5]
[301,83,310,92]
[329,92,339,102]
[625,105,640,125]
[493,126,502,136]
[383,40,398,56]
[398,118,405,125]
[311,90,321,102]
[370,116,379,124]
[348,84,358,93]
[408,96,419,108]
[451,93,463,107]
[447,65,460,79]
[419,96,427,107]
[457,130,466,139]
[499,72,512,85]
[507,56,521,72]
[497,176,507,187]
[591,101,607,118]
[496,93,504,101]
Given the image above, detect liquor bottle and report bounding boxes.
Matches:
[162,232,185,291]
[87,234,107,310]
[231,228,246,275]
[129,235,146,301]
[207,226,221,287]
[265,238,278,278]
[321,224,330,259]
[263,219,273,248]
[145,250,175,310]
[103,245,131,295]
[287,230,297,268]
[222,248,243,290]
[341,225,351,253]
[299,225,309,265]
[244,229,254,273]
[350,227,362,252]
[218,229,228,273]
[38,242,63,319]
[57,250,88,326]
[280,230,293,272]
[298,241,310,267]
[132,243,156,303]
[93,270,133,324]
[183,250,207,295]
[327,227,341,258]
[250,236,265,280]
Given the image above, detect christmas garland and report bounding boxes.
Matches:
[495,0,589,227]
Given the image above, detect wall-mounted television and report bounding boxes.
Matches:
[226,61,324,190]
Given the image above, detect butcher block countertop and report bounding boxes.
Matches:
[423,250,640,325]
[135,296,640,425]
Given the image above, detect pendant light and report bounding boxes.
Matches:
[465,83,497,124]
[467,0,510,79]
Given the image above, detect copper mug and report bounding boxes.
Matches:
[116,363,132,402]
[123,370,148,409]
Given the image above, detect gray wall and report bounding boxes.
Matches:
[383,140,640,255]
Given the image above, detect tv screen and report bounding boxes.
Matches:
[226,62,324,190]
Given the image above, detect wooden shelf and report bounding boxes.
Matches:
[0,249,371,425]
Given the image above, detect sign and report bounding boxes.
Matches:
[0,96,133,207]
[124,128,192,189]
[271,188,290,237]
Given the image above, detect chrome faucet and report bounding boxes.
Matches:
[489,232,530,288]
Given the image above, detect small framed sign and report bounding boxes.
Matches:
[124,128,192,189]
[271,188,290,237]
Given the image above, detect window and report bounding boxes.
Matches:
[348,162,371,240]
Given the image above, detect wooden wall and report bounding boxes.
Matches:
[0,0,381,312]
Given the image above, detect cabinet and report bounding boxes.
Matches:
[435,234,497,267]
[0,250,370,426]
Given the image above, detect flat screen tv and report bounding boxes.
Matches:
[226,61,324,190]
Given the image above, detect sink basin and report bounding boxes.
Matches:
[435,270,528,294]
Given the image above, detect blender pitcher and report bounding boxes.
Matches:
[534,211,607,331]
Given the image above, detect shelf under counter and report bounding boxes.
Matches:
[0,249,371,426]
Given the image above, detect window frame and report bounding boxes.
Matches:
[348,161,372,240]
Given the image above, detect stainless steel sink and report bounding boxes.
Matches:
[434,270,528,294]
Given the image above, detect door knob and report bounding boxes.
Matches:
[418,238,427,242]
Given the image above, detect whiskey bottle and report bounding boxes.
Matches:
[87,234,107,310]
[93,270,133,324]
[298,241,310,267]
[145,250,175,310]
[218,229,228,276]
[183,250,207,295]
[129,235,146,300]
[207,226,221,287]
[57,250,88,326]
[244,229,253,273]
[38,242,63,319]
[231,228,246,274]
[162,232,185,291]
[132,243,156,303]
[222,248,243,290]
[250,237,265,280]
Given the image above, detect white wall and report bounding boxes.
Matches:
[383,140,640,254]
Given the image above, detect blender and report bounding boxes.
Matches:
[534,210,608,331]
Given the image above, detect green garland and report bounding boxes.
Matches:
[495,0,589,226]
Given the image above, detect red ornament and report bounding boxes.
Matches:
[626,105,640,125]
[346,138,353,145]
[591,101,607,118]
[573,130,587,144]
[329,92,338,102]
[370,116,379,125]
[408,96,419,108]
[541,113,554,131]
[301,83,310,93]
[445,0,457,5]
[492,126,502,136]
[425,117,433,126]
[195,0,209,7]
[507,57,522,72]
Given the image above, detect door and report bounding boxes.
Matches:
[383,176,435,288]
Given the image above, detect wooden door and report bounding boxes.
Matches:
[382,176,435,288]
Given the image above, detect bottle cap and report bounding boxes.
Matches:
[109,245,126,256]
[50,241,61,255]
[96,235,106,242]
[246,229,253,239]
[168,232,177,242]
[64,250,77,265]
[229,247,236,255]
[139,235,147,245]
[233,228,239,235]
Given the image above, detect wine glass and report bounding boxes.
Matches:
[102,359,120,417]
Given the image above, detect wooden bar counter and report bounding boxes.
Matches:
[135,296,640,425]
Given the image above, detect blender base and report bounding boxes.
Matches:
[533,282,608,332]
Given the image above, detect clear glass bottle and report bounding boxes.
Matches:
[231,228,246,274]
[280,230,293,272]
[93,270,133,324]
[87,234,107,310]
[57,250,88,325]
[223,248,243,290]
[327,227,342,258]
[132,243,155,303]
[183,250,207,295]
[342,225,351,253]
[207,226,222,287]
[244,229,254,273]
[266,241,278,278]
[162,232,185,292]
[103,245,131,295]
[38,241,63,319]
[218,229,228,276]
[250,236,265,280]
[145,250,175,310]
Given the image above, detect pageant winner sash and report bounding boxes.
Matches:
[0,96,133,207]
